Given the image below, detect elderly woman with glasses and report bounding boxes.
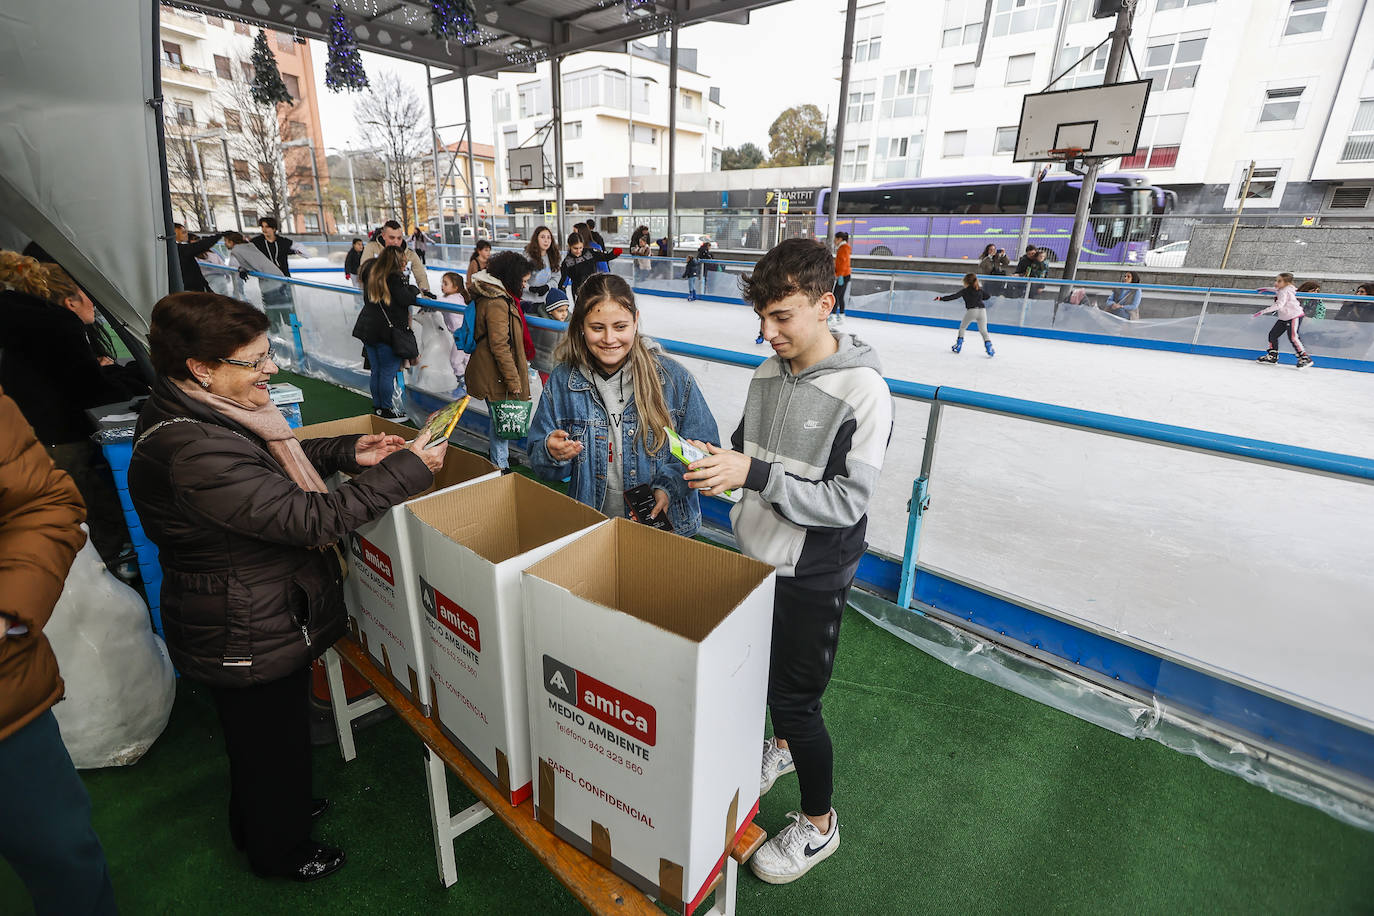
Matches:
[128,292,445,882]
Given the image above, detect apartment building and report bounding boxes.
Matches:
[835,0,1374,216]
[159,4,333,234]
[492,36,726,213]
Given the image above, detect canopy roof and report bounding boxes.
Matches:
[174,0,786,79]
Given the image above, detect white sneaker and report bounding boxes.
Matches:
[749,809,839,885]
[760,737,795,796]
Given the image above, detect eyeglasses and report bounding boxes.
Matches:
[219,346,275,371]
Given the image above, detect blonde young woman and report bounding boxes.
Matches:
[528,273,719,535]
[350,247,418,419]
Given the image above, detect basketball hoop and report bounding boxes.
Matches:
[1049,146,1086,174]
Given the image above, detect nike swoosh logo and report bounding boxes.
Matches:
[804,832,834,857]
[803,420,821,430]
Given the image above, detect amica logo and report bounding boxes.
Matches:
[420,576,480,652]
[543,655,656,746]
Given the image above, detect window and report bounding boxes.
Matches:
[223,108,242,132]
[282,74,300,99]
[853,6,884,62]
[1157,0,1215,7]
[276,34,296,53]
[1066,0,1091,22]
[502,127,518,150]
[991,0,1057,37]
[566,162,584,179]
[249,113,265,135]
[561,72,597,110]
[1056,44,1108,88]
[1341,100,1374,161]
[257,162,273,182]
[942,0,983,47]
[1120,113,1186,168]
[943,130,967,157]
[234,21,250,35]
[881,68,931,117]
[995,126,1018,154]
[233,159,251,180]
[1005,53,1034,86]
[1243,167,1281,201]
[287,120,306,140]
[1260,86,1304,125]
[241,209,258,225]
[602,72,628,110]
[174,101,195,125]
[840,144,870,181]
[565,120,582,140]
[493,90,511,121]
[518,81,549,117]
[303,213,319,232]
[1143,33,1207,90]
[680,90,696,111]
[162,41,183,65]
[1284,0,1326,36]
[847,79,876,123]
[953,63,976,90]
[214,54,232,79]
[632,125,656,144]
[874,134,923,179]
[241,61,254,82]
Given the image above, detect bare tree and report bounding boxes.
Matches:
[164,117,212,229]
[354,71,428,229]
[222,69,288,222]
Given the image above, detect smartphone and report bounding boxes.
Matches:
[623,484,673,531]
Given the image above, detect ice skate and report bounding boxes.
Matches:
[951,338,963,354]
[1257,350,1279,364]
[1296,354,1313,368]
[985,340,995,357]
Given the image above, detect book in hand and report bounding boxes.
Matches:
[624,484,673,531]
[664,426,740,502]
[421,395,470,448]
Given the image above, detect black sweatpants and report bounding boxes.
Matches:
[1267,316,1306,356]
[833,276,849,314]
[208,666,313,875]
[768,577,848,818]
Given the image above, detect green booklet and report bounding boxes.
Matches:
[421,395,470,448]
[664,427,739,500]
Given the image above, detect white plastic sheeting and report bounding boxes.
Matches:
[0,0,168,335]
[46,534,175,769]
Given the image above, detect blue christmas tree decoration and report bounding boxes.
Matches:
[430,0,478,45]
[325,3,369,93]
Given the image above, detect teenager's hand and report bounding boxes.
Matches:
[546,429,584,461]
[650,488,670,520]
[407,429,446,473]
[356,433,408,467]
[683,441,751,496]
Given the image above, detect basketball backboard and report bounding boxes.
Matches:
[1013,80,1150,162]
[506,145,547,190]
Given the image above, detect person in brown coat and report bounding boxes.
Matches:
[463,250,535,468]
[0,387,118,915]
[128,292,445,883]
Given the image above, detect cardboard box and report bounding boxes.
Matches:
[295,415,498,708]
[407,474,606,805]
[521,519,775,913]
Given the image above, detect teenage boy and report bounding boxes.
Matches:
[684,238,893,885]
[359,219,431,295]
[830,232,851,326]
[558,233,620,302]
[250,216,301,277]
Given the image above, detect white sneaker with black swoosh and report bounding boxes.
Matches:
[760,737,795,796]
[749,809,839,884]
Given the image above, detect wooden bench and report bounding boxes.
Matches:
[324,638,766,915]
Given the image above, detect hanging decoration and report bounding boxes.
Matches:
[249,29,293,106]
[622,0,655,21]
[430,0,479,46]
[325,3,369,93]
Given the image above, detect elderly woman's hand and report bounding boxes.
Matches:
[355,433,407,467]
[407,428,447,474]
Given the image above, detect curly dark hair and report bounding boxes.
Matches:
[485,250,536,298]
[149,292,268,380]
[740,238,835,310]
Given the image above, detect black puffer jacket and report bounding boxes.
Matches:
[128,377,433,686]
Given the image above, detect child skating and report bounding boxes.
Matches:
[936,272,994,356]
[1254,272,1313,368]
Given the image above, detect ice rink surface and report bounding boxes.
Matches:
[286,270,1374,730]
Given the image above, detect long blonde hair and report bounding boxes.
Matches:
[0,250,47,297]
[363,247,406,307]
[555,273,672,456]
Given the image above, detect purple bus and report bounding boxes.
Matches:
[814,173,1171,264]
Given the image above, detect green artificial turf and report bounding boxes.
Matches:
[5,371,1371,914]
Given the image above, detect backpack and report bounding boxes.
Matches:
[452,299,481,353]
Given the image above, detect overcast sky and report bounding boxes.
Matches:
[309,0,842,156]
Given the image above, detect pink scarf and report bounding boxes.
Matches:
[173,378,328,494]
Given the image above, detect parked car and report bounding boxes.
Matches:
[677,234,715,250]
[1144,240,1188,268]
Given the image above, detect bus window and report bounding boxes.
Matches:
[940,183,998,213]
[1092,186,1131,214]
[997,182,1030,212]
[902,187,943,213]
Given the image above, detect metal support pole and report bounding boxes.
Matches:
[551,57,566,241]
[192,141,213,230]
[310,142,327,240]
[345,150,359,236]
[221,137,241,231]
[463,73,479,240]
[627,43,635,229]
[1016,170,1040,256]
[826,0,859,247]
[1061,3,1132,282]
[898,401,944,610]
[1191,289,1211,346]
[426,65,446,250]
[1221,161,1255,270]
[667,18,680,249]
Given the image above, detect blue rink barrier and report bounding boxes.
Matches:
[219,264,1374,790]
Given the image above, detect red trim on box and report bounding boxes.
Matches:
[686,798,760,914]
[510,780,532,806]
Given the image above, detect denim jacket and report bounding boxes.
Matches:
[529,348,720,536]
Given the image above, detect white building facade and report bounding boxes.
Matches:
[835,0,1374,216]
[491,37,725,213]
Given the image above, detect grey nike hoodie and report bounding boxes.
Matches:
[729,332,894,589]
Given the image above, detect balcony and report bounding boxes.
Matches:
[160,6,207,38]
[161,60,215,92]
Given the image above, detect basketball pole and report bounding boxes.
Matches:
[825,0,859,250]
[1061,2,1134,282]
